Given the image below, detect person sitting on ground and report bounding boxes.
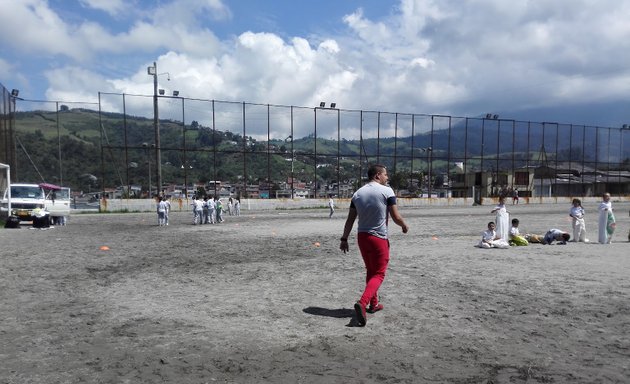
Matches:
[542,228,571,245]
[509,218,528,246]
[476,221,509,249]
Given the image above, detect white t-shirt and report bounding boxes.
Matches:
[570,206,585,219]
[481,229,496,242]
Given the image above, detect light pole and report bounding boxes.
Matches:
[156,90,185,199]
[480,113,498,198]
[416,147,432,197]
[481,116,486,188]
[142,142,152,197]
[313,102,337,198]
[171,92,186,200]
[313,103,322,198]
[285,135,294,199]
[179,94,187,202]
[7,89,20,178]
[334,103,340,198]
[620,124,630,189]
[427,146,433,198]
[621,124,630,161]
[147,62,170,196]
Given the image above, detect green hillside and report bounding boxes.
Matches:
[14,108,427,193]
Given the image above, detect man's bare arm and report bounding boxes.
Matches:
[340,207,358,253]
[389,205,409,233]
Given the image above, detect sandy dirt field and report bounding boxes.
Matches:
[1,202,629,383]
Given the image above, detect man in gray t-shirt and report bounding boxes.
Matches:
[352,180,396,239]
[340,164,409,326]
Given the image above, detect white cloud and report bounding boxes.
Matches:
[318,40,340,54]
[44,67,113,103]
[0,0,224,60]
[5,0,630,128]
[409,58,434,69]
[0,0,90,60]
[211,31,352,106]
[152,0,232,25]
[332,0,630,118]
[79,0,130,16]
[0,58,13,78]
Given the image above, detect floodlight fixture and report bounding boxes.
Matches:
[172,90,179,96]
[11,89,19,97]
[159,89,165,95]
[330,103,336,108]
[319,102,326,108]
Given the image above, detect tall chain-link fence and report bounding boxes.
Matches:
[1,86,17,174]
[96,92,630,200]
[2,83,629,199]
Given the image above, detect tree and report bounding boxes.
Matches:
[389,171,409,191]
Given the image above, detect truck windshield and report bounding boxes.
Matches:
[11,186,44,199]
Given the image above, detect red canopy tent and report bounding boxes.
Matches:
[39,182,62,190]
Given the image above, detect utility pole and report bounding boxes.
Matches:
[148,62,162,196]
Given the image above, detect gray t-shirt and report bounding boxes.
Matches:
[351,182,396,239]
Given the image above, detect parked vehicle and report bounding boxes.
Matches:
[1,183,47,222]
[44,186,71,225]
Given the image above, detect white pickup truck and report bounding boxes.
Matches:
[1,183,47,222]
[1,183,71,224]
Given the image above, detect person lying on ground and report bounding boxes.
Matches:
[542,228,571,245]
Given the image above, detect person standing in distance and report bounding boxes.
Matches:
[598,192,615,244]
[328,195,335,218]
[339,164,409,327]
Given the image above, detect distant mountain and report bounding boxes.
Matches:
[502,100,630,128]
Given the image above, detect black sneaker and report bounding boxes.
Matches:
[354,302,367,326]
[366,303,384,314]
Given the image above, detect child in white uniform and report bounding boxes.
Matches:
[191,196,204,225]
[569,198,587,242]
[509,218,528,246]
[476,222,509,249]
[490,196,509,242]
[157,196,167,226]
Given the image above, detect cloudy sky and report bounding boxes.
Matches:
[2,0,630,129]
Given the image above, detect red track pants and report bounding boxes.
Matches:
[357,232,390,308]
